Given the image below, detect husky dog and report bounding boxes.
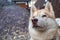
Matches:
[28,1,58,40]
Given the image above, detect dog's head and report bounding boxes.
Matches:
[29,1,55,32]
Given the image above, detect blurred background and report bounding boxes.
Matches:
[0,0,60,40]
[0,0,60,17]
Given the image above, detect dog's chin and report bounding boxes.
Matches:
[33,25,46,32]
[36,28,46,32]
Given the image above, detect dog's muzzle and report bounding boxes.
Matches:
[32,18,47,31]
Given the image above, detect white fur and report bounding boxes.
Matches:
[29,17,57,40]
[28,1,58,40]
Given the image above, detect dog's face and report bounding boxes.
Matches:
[30,9,49,32]
[29,2,55,32]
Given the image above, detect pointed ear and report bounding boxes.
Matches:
[45,1,54,14]
[30,5,37,17]
[31,5,37,13]
[29,1,37,16]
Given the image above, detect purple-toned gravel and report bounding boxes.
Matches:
[0,5,30,40]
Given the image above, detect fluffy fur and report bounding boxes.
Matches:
[28,1,58,40]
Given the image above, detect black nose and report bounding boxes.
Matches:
[42,15,47,17]
[32,18,38,22]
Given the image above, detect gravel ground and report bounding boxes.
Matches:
[0,5,30,40]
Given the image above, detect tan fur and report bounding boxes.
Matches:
[28,1,59,40]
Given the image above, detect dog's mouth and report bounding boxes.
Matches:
[32,22,47,32]
[32,20,45,28]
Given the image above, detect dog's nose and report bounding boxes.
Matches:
[32,18,38,22]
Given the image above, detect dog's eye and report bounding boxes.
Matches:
[42,15,47,17]
[33,16,35,18]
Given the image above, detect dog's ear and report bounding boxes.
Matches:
[31,5,37,13]
[45,1,54,14]
[30,5,37,17]
[29,1,37,16]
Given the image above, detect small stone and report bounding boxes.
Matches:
[13,36,16,39]
[19,32,24,35]
[17,21,21,24]
[20,35,25,38]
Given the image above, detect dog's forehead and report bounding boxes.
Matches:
[34,9,47,15]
